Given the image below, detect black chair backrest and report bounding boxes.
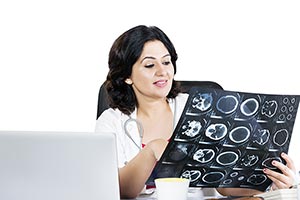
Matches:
[97,83,110,119]
[96,80,223,119]
[179,80,223,93]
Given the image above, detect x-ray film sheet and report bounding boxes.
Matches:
[147,87,300,191]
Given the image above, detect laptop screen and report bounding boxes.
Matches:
[0,131,120,200]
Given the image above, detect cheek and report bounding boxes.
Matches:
[131,67,150,81]
[168,66,175,77]
[137,71,154,81]
[131,70,153,86]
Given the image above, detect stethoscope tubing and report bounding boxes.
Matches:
[124,117,144,150]
[123,98,178,151]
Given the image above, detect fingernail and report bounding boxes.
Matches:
[263,168,267,173]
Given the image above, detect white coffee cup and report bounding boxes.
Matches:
[155,177,190,200]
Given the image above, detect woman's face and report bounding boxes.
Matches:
[127,40,174,101]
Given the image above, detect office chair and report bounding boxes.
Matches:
[96,80,223,119]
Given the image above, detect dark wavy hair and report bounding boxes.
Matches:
[104,25,181,115]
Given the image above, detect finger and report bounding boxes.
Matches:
[264,168,290,184]
[265,172,290,189]
[265,174,289,189]
[281,152,296,172]
[272,159,294,177]
[270,183,278,191]
[263,161,295,189]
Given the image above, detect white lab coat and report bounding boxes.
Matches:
[95,93,189,168]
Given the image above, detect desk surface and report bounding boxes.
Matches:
[126,186,299,200]
[128,192,263,200]
[132,196,262,200]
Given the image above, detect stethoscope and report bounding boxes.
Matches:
[124,117,144,150]
[123,98,178,151]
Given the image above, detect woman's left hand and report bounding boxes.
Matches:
[263,152,297,190]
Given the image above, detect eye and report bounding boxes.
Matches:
[145,63,154,68]
[162,61,171,65]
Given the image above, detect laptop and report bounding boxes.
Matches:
[0,130,120,200]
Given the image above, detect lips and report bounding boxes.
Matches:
[153,80,168,87]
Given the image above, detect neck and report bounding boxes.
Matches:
[137,98,169,117]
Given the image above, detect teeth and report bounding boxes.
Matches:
[155,81,166,86]
[156,80,166,84]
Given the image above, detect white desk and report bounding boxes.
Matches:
[131,194,262,200]
[121,188,204,200]
[136,187,204,199]
[124,186,300,200]
[122,190,260,200]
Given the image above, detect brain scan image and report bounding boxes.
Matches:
[155,164,182,178]
[223,179,233,185]
[193,148,215,164]
[230,172,239,177]
[240,154,259,167]
[253,129,270,146]
[240,98,259,117]
[222,172,245,185]
[216,95,238,114]
[287,114,293,120]
[276,97,298,122]
[216,151,239,166]
[238,176,245,181]
[181,120,202,137]
[229,126,250,144]
[278,113,293,121]
[202,171,225,184]
[181,169,201,182]
[205,123,227,140]
[262,157,282,170]
[261,100,278,118]
[228,172,246,183]
[281,106,288,113]
[247,174,267,185]
[191,93,213,112]
[168,143,189,161]
[147,88,300,191]
[273,129,289,146]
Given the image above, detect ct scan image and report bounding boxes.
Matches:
[147,87,300,191]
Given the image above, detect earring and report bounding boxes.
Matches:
[125,79,132,85]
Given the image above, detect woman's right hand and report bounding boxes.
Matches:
[119,138,168,199]
[147,139,168,161]
[263,152,297,190]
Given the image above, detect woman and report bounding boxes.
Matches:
[95,25,297,199]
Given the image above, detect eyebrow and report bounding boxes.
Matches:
[140,54,171,63]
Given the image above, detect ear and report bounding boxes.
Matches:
[125,78,133,85]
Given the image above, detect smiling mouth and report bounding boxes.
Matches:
[154,80,168,87]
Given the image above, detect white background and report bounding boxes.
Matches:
[0,0,299,168]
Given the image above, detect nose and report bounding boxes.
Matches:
[155,63,167,76]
